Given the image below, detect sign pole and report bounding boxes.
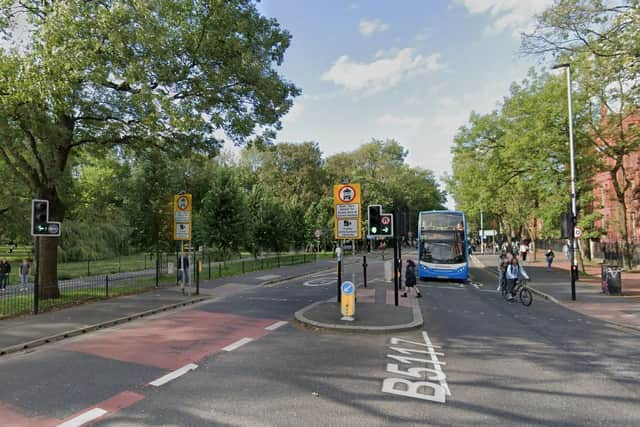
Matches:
[33,237,40,315]
[393,236,399,307]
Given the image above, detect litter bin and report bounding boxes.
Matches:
[601,264,622,295]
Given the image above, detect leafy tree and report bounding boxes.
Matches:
[523,0,640,268]
[201,167,247,258]
[0,0,299,297]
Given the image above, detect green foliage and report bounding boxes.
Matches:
[200,167,247,258]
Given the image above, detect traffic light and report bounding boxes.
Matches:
[31,199,62,237]
[368,205,393,237]
[32,200,49,235]
[368,205,382,236]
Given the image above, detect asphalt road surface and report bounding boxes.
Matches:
[0,255,638,426]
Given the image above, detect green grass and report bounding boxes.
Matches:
[0,252,333,318]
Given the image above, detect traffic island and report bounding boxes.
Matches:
[294,298,423,333]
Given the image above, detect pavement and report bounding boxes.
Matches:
[472,251,640,332]
[0,254,425,357]
[4,247,638,358]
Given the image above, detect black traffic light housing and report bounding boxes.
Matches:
[368,205,382,236]
[31,199,61,237]
[367,205,393,237]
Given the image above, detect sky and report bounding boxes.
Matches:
[254,0,554,207]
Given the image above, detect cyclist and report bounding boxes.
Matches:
[505,256,529,301]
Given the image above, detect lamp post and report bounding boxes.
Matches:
[553,62,578,301]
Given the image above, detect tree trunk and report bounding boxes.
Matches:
[38,236,60,299]
[37,190,64,299]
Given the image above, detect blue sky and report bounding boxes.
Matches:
[254,0,554,205]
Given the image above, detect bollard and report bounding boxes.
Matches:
[363,255,368,288]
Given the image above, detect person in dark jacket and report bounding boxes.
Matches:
[402,259,422,298]
[0,259,10,290]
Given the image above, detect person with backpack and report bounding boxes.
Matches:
[505,256,529,301]
[402,259,422,298]
[545,249,555,271]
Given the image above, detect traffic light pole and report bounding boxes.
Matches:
[393,236,399,307]
[33,237,40,315]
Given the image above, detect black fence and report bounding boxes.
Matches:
[536,239,640,268]
[0,252,330,319]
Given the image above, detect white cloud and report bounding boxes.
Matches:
[282,102,304,124]
[455,0,553,36]
[359,18,390,36]
[322,48,444,93]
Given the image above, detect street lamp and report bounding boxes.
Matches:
[553,62,578,301]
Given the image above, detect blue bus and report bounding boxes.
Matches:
[417,210,469,281]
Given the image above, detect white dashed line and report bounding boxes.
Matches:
[223,337,253,352]
[265,321,288,331]
[149,363,198,387]
[472,283,480,289]
[57,408,108,427]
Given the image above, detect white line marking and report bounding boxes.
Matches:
[57,408,108,427]
[149,363,198,387]
[265,320,288,331]
[223,337,253,352]
[422,331,451,396]
[472,283,480,289]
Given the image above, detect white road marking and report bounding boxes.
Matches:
[472,283,480,289]
[223,337,253,352]
[265,321,288,331]
[57,408,108,427]
[149,363,198,387]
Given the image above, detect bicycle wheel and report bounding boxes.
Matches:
[502,285,510,301]
[519,288,532,306]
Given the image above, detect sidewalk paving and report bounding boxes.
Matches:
[474,252,640,332]
[0,258,340,357]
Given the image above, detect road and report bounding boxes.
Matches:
[0,255,638,426]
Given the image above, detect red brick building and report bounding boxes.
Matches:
[591,111,640,243]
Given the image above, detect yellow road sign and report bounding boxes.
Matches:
[333,183,362,240]
[174,193,193,240]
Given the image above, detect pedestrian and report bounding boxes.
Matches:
[0,259,6,291]
[497,251,510,291]
[505,256,529,301]
[179,252,190,294]
[545,249,555,271]
[563,241,570,260]
[0,259,11,290]
[401,259,422,298]
[19,259,30,290]
[519,241,529,262]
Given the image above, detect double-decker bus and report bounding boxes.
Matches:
[417,210,469,281]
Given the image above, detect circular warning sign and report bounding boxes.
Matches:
[381,216,391,225]
[338,185,356,203]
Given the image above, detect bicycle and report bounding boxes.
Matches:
[502,278,532,306]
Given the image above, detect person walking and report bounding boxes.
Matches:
[19,259,30,290]
[545,249,555,271]
[0,259,6,291]
[401,259,422,298]
[505,257,529,301]
[179,252,190,295]
[519,241,529,262]
[497,252,510,291]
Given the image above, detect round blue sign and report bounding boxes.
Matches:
[341,281,355,295]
